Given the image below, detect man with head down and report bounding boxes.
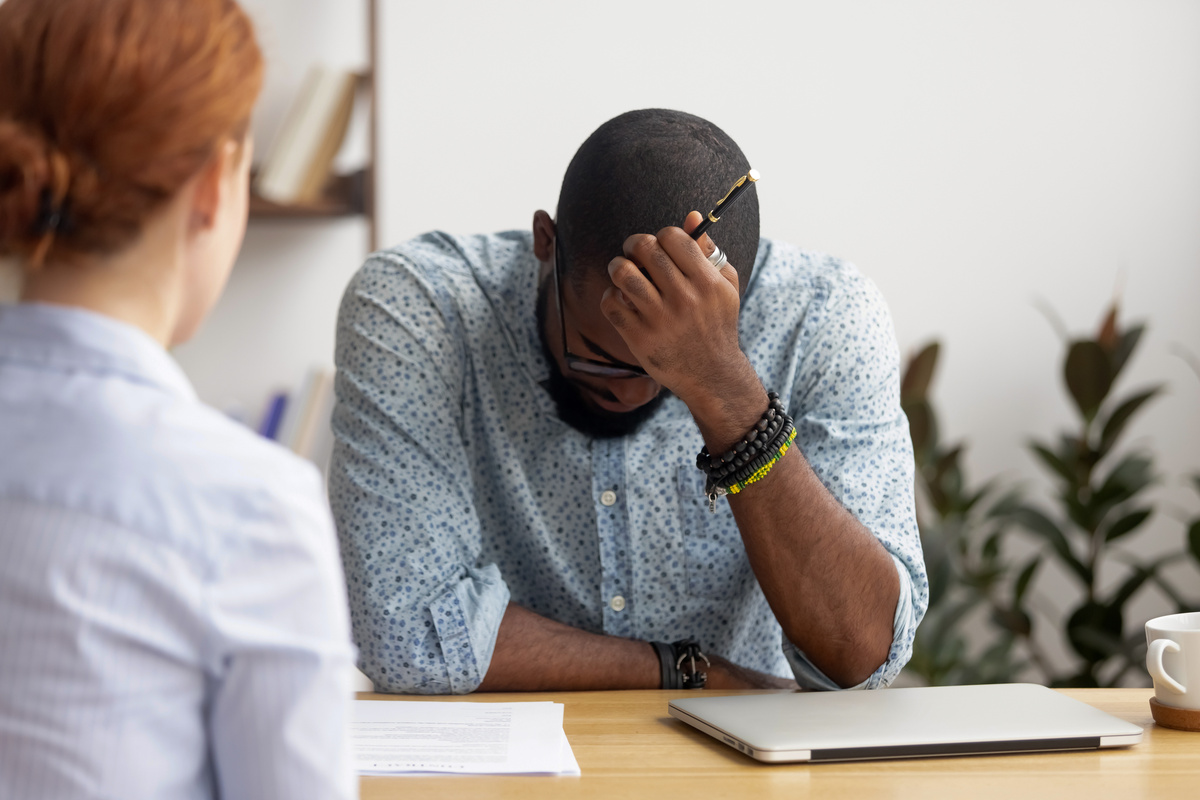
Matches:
[329,108,927,693]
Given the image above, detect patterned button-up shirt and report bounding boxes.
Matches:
[329,231,927,694]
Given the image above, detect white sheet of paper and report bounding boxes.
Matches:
[352,700,580,776]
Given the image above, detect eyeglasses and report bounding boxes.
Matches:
[553,237,649,378]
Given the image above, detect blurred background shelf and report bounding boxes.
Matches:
[248,169,367,219]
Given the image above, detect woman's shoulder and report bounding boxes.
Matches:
[1,385,331,557]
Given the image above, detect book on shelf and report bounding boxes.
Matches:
[291,369,336,463]
[254,65,359,206]
[257,367,337,472]
[256,391,289,440]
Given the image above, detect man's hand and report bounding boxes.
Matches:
[600,211,756,416]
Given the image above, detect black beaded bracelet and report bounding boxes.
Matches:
[695,392,786,478]
[696,392,795,511]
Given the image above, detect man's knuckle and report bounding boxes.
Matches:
[628,233,657,258]
[656,225,685,242]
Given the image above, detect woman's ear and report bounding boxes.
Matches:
[187,140,239,234]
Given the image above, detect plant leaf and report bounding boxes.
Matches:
[1030,442,1076,486]
[1064,340,1113,422]
[1011,505,1091,584]
[901,342,940,404]
[1188,520,1200,566]
[1103,507,1153,543]
[1072,626,1125,661]
[991,606,1032,637]
[1014,556,1041,605]
[1066,601,1123,662]
[1097,303,1119,353]
[1109,565,1153,607]
[1095,454,1155,509]
[905,399,936,462]
[985,489,1024,520]
[1110,325,1145,384]
[932,445,962,484]
[1064,493,1095,534]
[981,530,1002,562]
[922,597,980,644]
[1098,387,1162,457]
[1052,672,1100,689]
[923,534,953,605]
[961,479,996,515]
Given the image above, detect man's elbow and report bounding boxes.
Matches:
[361,662,475,696]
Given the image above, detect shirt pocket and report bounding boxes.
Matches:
[675,465,754,599]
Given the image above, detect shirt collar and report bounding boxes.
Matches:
[0,302,198,402]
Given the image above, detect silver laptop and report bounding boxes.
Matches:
[668,683,1142,763]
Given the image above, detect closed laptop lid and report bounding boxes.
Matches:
[668,683,1143,763]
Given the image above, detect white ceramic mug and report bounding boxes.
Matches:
[1145,611,1200,710]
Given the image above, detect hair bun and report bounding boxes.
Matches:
[0,118,69,259]
[1,0,263,268]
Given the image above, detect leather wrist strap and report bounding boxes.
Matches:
[650,640,681,690]
[673,639,710,689]
[650,639,709,690]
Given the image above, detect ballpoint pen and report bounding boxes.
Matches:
[690,168,760,241]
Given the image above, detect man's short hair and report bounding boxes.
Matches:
[555,109,760,291]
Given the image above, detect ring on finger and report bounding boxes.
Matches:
[707,244,728,269]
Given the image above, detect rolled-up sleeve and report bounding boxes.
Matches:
[328,247,510,694]
[778,258,928,688]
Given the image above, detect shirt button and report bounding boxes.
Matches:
[610,595,626,612]
[600,490,617,507]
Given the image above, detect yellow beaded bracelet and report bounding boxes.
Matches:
[726,427,797,495]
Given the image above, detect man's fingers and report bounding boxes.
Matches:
[718,261,740,294]
[622,232,682,290]
[658,223,722,287]
[681,210,717,259]
[678,211,738,292]
[600,285,643,333]
[606,254,660,312]
[682,209,720,262]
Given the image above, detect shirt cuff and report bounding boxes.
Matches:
[429,564,510,694]
[782,555,916,690]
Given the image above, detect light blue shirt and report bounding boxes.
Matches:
[0,303,358,800]
[329,232,927,694]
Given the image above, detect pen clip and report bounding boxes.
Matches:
[707,169,758,223]
[716,175,749,206]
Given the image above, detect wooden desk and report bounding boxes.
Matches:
[358,688,1195,799]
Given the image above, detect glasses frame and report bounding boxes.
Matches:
[553,237,649,379]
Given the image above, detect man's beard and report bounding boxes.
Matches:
[535,278,669,439]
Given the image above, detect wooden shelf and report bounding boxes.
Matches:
[248,169,366,219]
[245,0,377,249]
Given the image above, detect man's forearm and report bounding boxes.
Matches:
[728,452,900,687]
[476,603,797,692]
[690,384,900,689]
[477,603,659,691]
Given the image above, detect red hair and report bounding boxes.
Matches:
[0,0,263,269]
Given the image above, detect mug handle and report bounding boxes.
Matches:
[1146,638,1186,694]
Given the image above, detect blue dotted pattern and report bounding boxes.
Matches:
[328,231,927,694]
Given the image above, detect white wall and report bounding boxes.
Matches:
[373,0,1200,674]
[170,0,1198,676]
